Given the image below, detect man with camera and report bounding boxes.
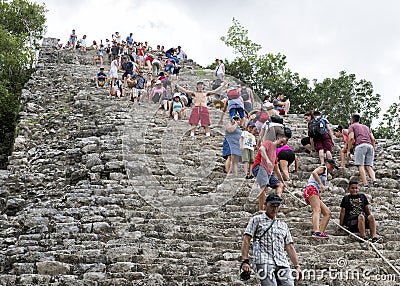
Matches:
[241,194,302,285]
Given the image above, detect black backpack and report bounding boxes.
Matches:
[308,118,325,138]
[212,78,222,90]
[240,88,250,101]
[270,115,284,124]
[283,126,292,139]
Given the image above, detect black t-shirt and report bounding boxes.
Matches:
[111,46,119,55]
[340,194,369,221]
[122,61,133,73]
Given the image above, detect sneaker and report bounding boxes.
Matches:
[312,232,329,239]
[373,181,379,187]
[370,237,381,243]
[359,240,369,250]
[138,102,143,106]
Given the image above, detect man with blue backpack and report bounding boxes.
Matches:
[307,111,335,165]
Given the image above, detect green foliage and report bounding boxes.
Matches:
[309,72,381,126]
[221,18,383,133]
[0,0,47,48]
[0,0,47,168]
[220,17,261,60]
[374,97,400,141]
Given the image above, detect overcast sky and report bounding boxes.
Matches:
[39,0,400,124]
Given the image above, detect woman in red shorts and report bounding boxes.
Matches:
[303,159,338,239]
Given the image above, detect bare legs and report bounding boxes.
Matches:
[308,195,331,233]
[358,165,376,186]
[358,214,377,239]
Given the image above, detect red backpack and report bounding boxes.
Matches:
[227,89,240,100]
[256,111,269,123]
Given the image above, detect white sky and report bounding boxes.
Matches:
[39,0,400,124]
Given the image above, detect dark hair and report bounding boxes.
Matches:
[348,180,359,187]
[313,110,321,117]
[352,114,360,123]
[277,92,284,96]
[334,125,343,133]
[304,110,314,118]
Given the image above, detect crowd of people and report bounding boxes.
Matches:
[62,29,381,286]
[238,104,380,284]
[63,29,189,116]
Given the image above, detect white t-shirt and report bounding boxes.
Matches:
[241,131,256,150]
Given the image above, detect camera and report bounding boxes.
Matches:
[240,259,251,281]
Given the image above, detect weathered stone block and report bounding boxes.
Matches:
[36,261,71,275]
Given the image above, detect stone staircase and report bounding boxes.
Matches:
[0,38,399,286]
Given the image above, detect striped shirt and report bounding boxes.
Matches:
[244,213,293,266]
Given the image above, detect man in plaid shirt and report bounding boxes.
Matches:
[241,194,302,285]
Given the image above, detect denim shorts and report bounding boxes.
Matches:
[253,165,280,189]
[354,143,374,166]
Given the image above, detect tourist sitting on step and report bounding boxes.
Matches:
[176,80,228,137]
[169,93,186,120]
[159,85,173,114]
[303,159,338,239]
[240,122,257,179]
[176,45,187,62]
[94,67,107,88]
[149,80,166,104]
[109,79,124,97]
[333,125,353,168]
[273,92,290,116]
[129,69,147,105]
[276,142,298,181]
[338,181,379,245]
[241,194,302,285]
[251,135,287,211]
[77,35,87,51]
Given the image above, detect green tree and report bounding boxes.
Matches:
[220,18,381,128]
[0,0,47,168]
[309,72,381,126]
[0,0,47,48]
[220,19,311,103]
[220,17,261,60]
[374,97,400,141]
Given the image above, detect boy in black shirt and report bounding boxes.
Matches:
[339,181,379,242]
